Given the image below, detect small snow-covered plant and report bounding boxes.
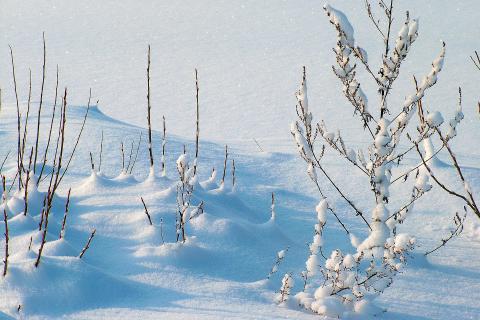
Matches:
[288,1,479,317]
[175,151,204,243]
[176,152,194,242]
[276,273,294,304]
[267,247,288,280]
[146,45,155,173]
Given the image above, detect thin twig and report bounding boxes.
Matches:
[126,140,134,173]
[38,65,59,184]
[9,45,22,190]
[79,229,96,259]
[2,176,9,277]
[253,138,264,152]
[232,159,236,188]
[146,45,154,168]
[161,116,166,176]
[89,152,95,171]
[425,210,467,255]
[221,145,228,185]
[98,130,103,172]
[59,188,71,239]
[160,218,165,244]
[470,50,480,71]
[21,69,32,168]
[0,151,10,174]
[129,132,142,175]
[193,69,200,176]
[120,142,125,172]
[140,197,153,226]
[34,32,47,173]
[57,89,92,186]
[23,147,33,216]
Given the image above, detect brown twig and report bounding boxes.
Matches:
[435,128,479,218]
[193,69,200,176]
[414,142,471,207]
[470,50,480,71]
[23,147,34,216]
[160,218,165,244]
[98,130,103,172]
[35,190,52,268]
[253,138,264,152]
[79,228,96,259]
[21,69,32,169]
[126,140,134,173]
[189,201,204,221]
[34,32,47,173]
[28,236,33,251]
[146,45,154,169]
[51,89,67,195]
[0,151,10,174]
[89,152,95,171]
[9,45,23,190]
[120,142,125,172]
[271,192,275,219]
[232,159,236,188]
[38,194,47,231]
[57,89,92,186]
[161,116,166,176]
[221,145,228,185]
[425,209,467,256]
[2,176,9,277]
[140,197,153,225]
[129,132,142,174]
[390,144,445,185]
[59,188,71,239]
[38,65,59,184]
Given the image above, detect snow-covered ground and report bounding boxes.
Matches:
[0,1,479,319]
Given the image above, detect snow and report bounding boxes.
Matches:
[0,0,479,319]
[426,111,444,127]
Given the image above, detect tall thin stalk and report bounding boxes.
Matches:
[146,45,154,169]
[59,188,71,239]
[38,65,59,184]
[34,32,47,172]
[98,130,104,172]
[21,70,32,167]
[221,145,228,185]
[9,45,22,190]
[193,69,200,176]
[57,89,91,186]
[24,147,34,216]
[2,176,9,277]
[161,116,166,176]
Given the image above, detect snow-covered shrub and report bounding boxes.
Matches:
[276,273,294,304]
[175,152,196,243]
[287,1,479,317]
[267,247,288,280]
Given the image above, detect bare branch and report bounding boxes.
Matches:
[140,197,153,226]
[34,32,47,172]
[79,229,96,259]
